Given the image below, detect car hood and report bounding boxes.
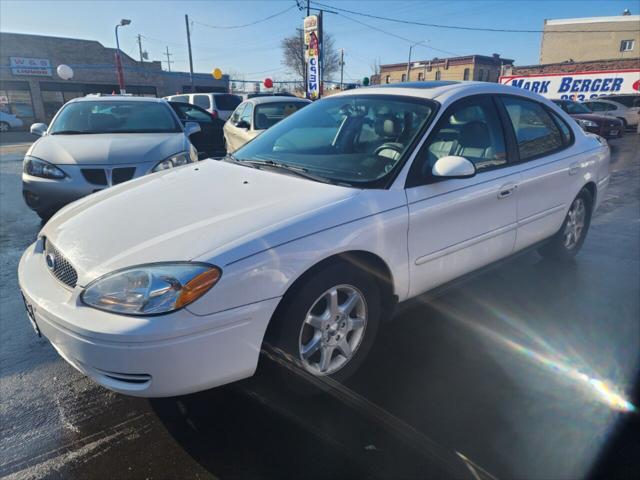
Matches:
[29,133,187,166]
[40,160,365,285]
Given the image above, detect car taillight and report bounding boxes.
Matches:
[211,110,218,119]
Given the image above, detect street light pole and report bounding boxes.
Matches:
[114,19,131,94]
[406,40,426,82]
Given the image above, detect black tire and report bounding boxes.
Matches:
[616,117,628,129]
[36,209,56,223]
[264,261,381,393]
[0,122,10,133]
[539,188,593,261]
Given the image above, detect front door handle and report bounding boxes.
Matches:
[498,183,518,199]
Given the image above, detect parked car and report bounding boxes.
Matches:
[168,101,226,158]
[223,96,310,152]
[552,99,624,139]
[0,111,24,132]
[164,93,242,121]
[18,81,610,397]
[581,97,639,129]
[22,95,200,220]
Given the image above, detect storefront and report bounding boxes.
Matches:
[0,32,229,124]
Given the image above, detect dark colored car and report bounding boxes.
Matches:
[168,101,226,158]
[552,99,624,139]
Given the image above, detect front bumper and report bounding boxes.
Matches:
[18,241,279,397]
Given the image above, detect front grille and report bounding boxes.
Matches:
[43,238,78,288]
[82,168,107,186]
[112,167,136,185]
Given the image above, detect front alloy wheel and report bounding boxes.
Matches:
[563,196,586,250]
[299,285,367,375]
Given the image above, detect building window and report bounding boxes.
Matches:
[0,81,35,121]
[401,73,407,82]
[435,71,441,80]
[385,75,391,84]
[620,39,635,52]
[477,69,486,81]
[418,72,424,81]
[463,68,470,81]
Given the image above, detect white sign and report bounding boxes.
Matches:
[499,69,640,101]
[10,57,52,77]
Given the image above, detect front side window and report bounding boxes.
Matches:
[193,94,211,109]
[418,96,507,177]
[49,101,180,134]
[233,95,435,186]
[239,103,254,126]
[502,97,563,161]
[229,103,246,123]
[254,102,308,130]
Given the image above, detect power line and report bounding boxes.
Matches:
[337,11,460,57]
[310,1,640,33]
[194,4,297,30]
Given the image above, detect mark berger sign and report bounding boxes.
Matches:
[499,69,640,101]
[10,57,52,77]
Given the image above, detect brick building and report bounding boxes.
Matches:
[540,14,640,64]
[0,32,229,123]
[377,54,514,85]
[504,57,640,76]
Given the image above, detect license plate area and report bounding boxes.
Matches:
[21,293,41,337]
[610,129,619,136]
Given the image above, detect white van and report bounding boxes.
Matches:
[164,93,242,121]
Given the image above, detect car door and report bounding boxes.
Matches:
[498,96,586,251]
[223,102,246,152]
[405,95,520,297]
[170,102,224,158]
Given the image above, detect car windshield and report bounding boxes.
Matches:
[233,95,434,186]
[49,100,181,134]
[563,101,591,114]
[254,101,308,130]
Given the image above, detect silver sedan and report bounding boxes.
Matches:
[23,95,200,220]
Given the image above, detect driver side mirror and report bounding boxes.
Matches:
[236,120,250,130]
[432,155,476,179]
[30,123,48,137]
[183,121,201,137]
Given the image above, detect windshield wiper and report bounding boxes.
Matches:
[240,159,337,184]
[50,130,89,135]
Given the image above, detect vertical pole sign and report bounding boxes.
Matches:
[304,15,321,100]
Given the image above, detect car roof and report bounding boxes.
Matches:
[70,95,168,104]
[330,81,554,104]
[245,96,311,105]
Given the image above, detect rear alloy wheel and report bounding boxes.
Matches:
[0,122,9,133]
[539,188,593,261]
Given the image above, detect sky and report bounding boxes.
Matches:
[1,0,637,83]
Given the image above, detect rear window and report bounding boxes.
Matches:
[254,102,308,130]
[213,94,242,111]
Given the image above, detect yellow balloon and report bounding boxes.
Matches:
[212,68,223,80]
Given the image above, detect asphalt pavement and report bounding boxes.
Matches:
[1,131,638,479]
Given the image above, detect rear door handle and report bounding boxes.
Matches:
[498,183,518,199]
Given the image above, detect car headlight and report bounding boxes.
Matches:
[23,156,66,179]
[152,152,193,172]
[577,119,598,129]
[81,262,221,315]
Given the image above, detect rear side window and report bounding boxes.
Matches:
[193,95,211,109]
[502,97,564,161]
[549,111,573,146]
[229,103,246,123]
[214,94,242,111]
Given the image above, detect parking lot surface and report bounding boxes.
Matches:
[1,132,638,479]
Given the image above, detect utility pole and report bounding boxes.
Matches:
[185,14,195,92]
[339,48,344,90]
[163,47,173,72]
[137,34,144,63]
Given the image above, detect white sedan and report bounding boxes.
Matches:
[223,96,310,152]
[18,81,610,397]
